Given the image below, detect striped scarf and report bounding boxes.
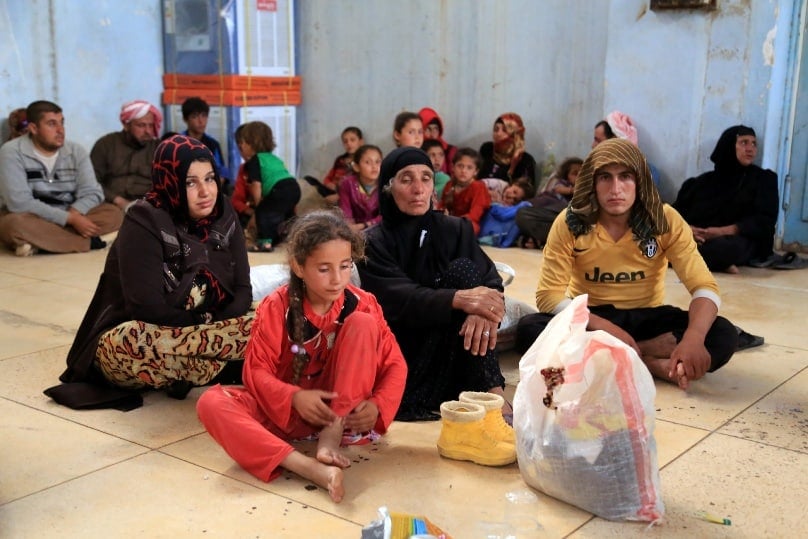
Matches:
[566,138,668,247]
[492,113,526,178]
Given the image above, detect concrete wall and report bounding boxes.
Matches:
[0,0,164,151]
[297,0,610,183]
[298,0,783,201]
[603,0,781,199]
[0,0,788,204]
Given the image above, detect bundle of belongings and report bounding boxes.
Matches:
[512,295,664,522]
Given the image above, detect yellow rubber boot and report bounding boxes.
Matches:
[436,401,516,467]
[459,391,516,445]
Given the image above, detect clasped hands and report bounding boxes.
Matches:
[292,389,378,433]
[454,286,505,356]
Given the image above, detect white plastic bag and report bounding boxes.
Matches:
[250,264,291,302]
[250,264,364,302]
[513,295,664,522]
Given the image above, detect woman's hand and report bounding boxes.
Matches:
[459,313,499,355]
[344,400,379,433]
[452,286,505,322]
[692,224,738,244]
[691,225,707,245]
[292,389,338,427]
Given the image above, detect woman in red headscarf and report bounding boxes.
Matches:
[478,113,537,185]
[52,135,252,408]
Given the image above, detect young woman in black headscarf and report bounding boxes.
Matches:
[52,135,252,408]
[673,125,779,272]
[357,147,508,421]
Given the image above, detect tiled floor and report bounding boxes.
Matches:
[1,241,806,538]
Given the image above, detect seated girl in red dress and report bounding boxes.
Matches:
[197,210,407,503]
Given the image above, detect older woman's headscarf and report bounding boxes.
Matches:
[379,146,434,225]
[567,138,668,246]
[492,113,526,178]
[146,134,222,238]
[119,99,163,138]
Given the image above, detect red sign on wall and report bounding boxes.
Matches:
[257,0,277,11]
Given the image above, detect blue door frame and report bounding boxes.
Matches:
[768,0,808,249]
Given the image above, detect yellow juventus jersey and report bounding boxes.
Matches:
[537,205,719,313]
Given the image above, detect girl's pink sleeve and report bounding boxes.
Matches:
[242,289,299,430]
[337,177,356,222]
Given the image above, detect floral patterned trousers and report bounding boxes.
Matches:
[95,314,254,389]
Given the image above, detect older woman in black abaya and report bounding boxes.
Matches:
[357,147,508,421]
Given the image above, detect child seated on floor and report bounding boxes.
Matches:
[517,157,582,249]
[239,121,301,252]
[479,178,535,247]
[197,210,407,503]
[229,124,253,230]
[338,144,383,232]
[303,127,364,206]
[440,147,491,236]
[537,156,582,206]
[422,139,451,206]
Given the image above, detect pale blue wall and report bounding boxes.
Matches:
[0,0,790,204]
[0,0,164,151]
[602,0,782,199]
[297,0,611,182]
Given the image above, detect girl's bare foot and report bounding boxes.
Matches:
[323,466,344,503]
[280,451,346,503]
[316,416,351,469]
[725,264,740,274]
[316,446,351,469]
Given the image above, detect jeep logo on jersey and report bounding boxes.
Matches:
[584,267,646,283]
[641,238,658,259]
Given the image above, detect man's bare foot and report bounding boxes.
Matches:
[638,332,677,359]
[644,357,688,390]
[674,362,689,390]
[725,264,740,274]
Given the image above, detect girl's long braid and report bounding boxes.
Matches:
[288,273,309,384]
[284,209,366,385]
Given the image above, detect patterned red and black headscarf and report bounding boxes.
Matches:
[146,134,223,240]
[147,134,230,310]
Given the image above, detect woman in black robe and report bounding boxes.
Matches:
[673,125,779,272]
[357,147,507,421]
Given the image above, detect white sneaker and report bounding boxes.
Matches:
[15,243,35,257]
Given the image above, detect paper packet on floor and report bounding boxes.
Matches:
[361,506,452,539]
